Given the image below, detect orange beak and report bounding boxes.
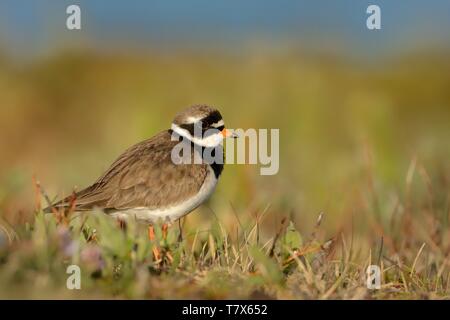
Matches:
[220,128,237,138]
[220,128,231,137]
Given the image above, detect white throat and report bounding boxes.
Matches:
[171,123,224,147]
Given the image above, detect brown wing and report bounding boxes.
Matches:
[47,130,209,212]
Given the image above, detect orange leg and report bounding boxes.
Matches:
[161,224,173,263]
[162,223,169,241]
[148,225,155,240]
[148,225,160,261]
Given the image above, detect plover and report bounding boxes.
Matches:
[45,105,236,243]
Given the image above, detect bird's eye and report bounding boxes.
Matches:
[216,125,225,131]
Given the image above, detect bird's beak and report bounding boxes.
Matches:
[221,128,238,138]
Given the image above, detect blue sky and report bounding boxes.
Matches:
[1,0,450,58]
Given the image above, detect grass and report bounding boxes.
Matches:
[0,166,449,299]
[0,49,449,299]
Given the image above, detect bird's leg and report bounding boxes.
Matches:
[148,225,156,240]
[160,223,174,263]
[177,219,183,242]
[117,219,127,231]
[148,225,161,262]
[162,223,169,241]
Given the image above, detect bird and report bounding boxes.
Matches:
[44,105,236,256]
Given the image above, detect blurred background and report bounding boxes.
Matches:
[0,0,449,242]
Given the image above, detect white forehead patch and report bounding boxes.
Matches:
[211,119,225,128]
[171,123,224,147]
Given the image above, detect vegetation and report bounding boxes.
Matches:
[0,49,449,299]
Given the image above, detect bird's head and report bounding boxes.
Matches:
[171,105,237,147]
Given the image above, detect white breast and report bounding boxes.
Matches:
[110,166,218,224]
